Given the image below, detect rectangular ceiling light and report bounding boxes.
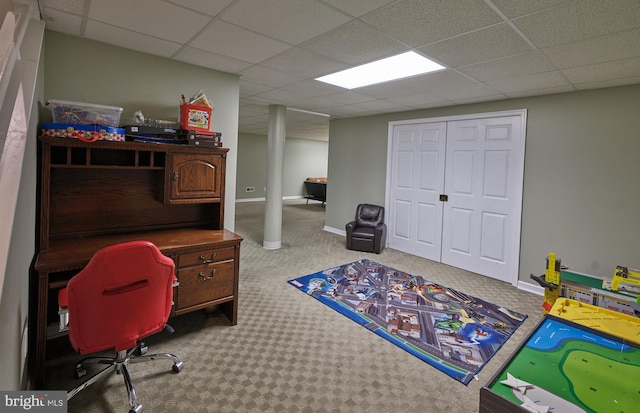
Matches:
[315,51,445,89]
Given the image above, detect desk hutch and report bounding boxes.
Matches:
[32,136,242,388]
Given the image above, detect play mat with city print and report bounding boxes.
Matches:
[288,259,527,385]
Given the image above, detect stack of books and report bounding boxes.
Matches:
[182,130,223,147]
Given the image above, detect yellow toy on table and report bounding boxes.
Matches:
[530,252,562,314]
[550,297,640,344]
[606,265,640,295]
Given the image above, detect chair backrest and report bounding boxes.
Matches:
[66,240,175,354]
[304,180,326,198]
[355,204,384,228]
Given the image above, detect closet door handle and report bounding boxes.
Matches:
[172,171,178,181]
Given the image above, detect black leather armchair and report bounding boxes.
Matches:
[345,204,387,254]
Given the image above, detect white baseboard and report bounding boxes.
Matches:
[236,197,265,203]
[517,280,544,296]
[236,196,305,203]
[323,225,344,236]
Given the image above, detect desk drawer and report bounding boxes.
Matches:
[176,260,234,308]
[178,246,235,268]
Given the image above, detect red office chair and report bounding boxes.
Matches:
[58,241,183,413]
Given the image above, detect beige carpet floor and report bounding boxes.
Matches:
[43,199,543,412]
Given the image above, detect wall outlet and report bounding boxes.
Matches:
[245,186,255,192]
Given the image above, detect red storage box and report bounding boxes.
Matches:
[180,104,212,132]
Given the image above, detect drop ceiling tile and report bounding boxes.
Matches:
[355,79,425,99]
[254,88,308,105]
[190,20,291,64]
[323,90,377,105]
[513,0,640,48]
[42,0,84,15]
[397,70,477,95]
[259,47,348,79]
[488,0,570,18]
[85,21,182,57]
[573,75,640,90]
[353,98,413,112]
[435,82,504,101]
[452,94,508,105]
[361,0,502,47]
[419,23,532,68]
[239,102,269,114]
[561,57,640,84]
[288,95,342,112]
[239,65,302,88]
[386,91,450,107]
[174,46,253,73]
[220,0,350,45]
[88,0,211,43]
[164,0,234,17]
[504,85,574,98]
[41,7,82,36]
[279,79,346,98]
[298,20,407,66]
[543,28,640,69]
[458,51,556,82]
[322,0,397,17]
[240,81,274,97]
[329,104,375,117]
[486,70,570,94]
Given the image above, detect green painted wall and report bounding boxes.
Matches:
[326,85,640,286]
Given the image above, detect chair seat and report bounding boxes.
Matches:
[351,227,376,239]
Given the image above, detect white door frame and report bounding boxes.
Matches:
[385,109,527,286]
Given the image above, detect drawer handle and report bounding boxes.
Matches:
[199,252,217,264]
[199,269,216,281]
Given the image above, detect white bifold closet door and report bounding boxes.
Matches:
[388,112,525,285]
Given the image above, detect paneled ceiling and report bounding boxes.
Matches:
[14,0,640,141]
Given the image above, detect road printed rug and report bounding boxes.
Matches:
[288,259,527,385]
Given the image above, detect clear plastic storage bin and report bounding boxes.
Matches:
[47,99,123,127]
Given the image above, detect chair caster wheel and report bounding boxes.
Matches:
[129,404,143,413]
[74,365,87,379]
[172,361,183,373]
[136,342,148,355]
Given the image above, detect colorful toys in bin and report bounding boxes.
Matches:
[47,100,123,128]
[41,123,125,142]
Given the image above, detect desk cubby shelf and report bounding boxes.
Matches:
[49,143,166,169]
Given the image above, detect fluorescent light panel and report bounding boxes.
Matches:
[316,51,445,89]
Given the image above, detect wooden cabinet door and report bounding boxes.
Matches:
[166,153,222,203]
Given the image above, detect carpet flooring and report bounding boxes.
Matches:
[43,199,543,412]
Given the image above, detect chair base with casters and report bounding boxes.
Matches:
[67,338,183,413]
[345,204,387,254]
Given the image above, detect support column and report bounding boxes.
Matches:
[263,104,286,249]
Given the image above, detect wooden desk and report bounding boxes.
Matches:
[32,137,242,388]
